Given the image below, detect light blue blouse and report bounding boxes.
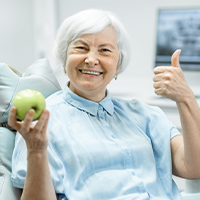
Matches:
[12,85,182,200]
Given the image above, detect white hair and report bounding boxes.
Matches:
[53,9,131,74]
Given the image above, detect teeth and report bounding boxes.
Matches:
[81,70,101,75]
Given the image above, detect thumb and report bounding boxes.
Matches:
[171,49,181,67]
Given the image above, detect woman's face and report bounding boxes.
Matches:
[66,26,120,102]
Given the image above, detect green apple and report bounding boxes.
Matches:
[13,89,46,121]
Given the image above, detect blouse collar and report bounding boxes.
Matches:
[62,85,114,116]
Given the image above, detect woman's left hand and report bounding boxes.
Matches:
[153,49,194,103]
[153,50,200,179]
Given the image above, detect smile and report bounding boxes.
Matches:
[79,69,103,76]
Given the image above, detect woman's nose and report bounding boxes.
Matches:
[85,51,99,66]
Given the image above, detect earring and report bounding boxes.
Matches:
[114,74,118,80]
[64,66,67,74]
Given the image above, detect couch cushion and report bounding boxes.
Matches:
[0,59,61,123]
[0,128,22,199]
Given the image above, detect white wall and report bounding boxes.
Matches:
[0,0,58,73]
[0,0,35,71]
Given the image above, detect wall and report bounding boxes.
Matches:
[0,0,35,71]
[0,0,58,74]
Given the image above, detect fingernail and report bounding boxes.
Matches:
[11,107,16,112]
[43,110,49,115]
[29,109,35,115]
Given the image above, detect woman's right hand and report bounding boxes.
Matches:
[9,108,58,200]
[8,107,50,152]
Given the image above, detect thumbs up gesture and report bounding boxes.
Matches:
[153,49,194,102]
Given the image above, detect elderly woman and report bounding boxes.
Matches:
[8,9,200,200]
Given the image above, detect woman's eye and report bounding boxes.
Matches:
[101,48,110,53]
[76,46,87,50]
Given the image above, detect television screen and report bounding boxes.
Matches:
[155,7,200,70]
